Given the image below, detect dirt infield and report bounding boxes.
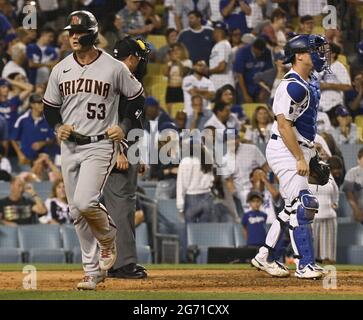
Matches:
[1,268,362,295]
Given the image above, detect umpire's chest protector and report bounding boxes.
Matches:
[285,73,320,142]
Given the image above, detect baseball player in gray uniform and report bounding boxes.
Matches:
[43,11,144,290]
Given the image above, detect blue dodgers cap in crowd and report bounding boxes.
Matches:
[358,41,363,56]
[213,21,228,33]
[0,78,9,87]
[247,191,264,202]
[144,96,160,107]
[335,105,350,117]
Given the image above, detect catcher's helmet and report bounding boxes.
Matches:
[283,34,330,72]
[64,11,98,47]
[113,36,151,61]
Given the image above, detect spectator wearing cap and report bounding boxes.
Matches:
[350,41,363,75]
[156,28,178,63]
[345,72,363,118]
[220,0,251,35]
[177,10,214,65]
[298,15,314,35]
[26,27,59,85]
[1,42,27,80]
[234,38,273,103]
[221,129,268,211]
[317,43,352,121]
[331,105,358,144]
[0,77,33,137]
[342,147,363,224]
[143,96,173,133]
[117,0,152,37]
[174,0,211,31]
[186,95,212,130]
[207,21,234,91]
[261,8,287,52]
[241,191,268,247]
[10,93,57,165]
[182,60,215,116]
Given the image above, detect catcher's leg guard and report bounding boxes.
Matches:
[289,190,319,269]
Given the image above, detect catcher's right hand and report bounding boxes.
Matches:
[308,152,330,186]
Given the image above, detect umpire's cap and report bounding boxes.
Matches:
[114,36,151,61]
[64,11,98,46]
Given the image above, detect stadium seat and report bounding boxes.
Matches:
[143,186,156,199]
[33,181,53,201]
[144,75,167,89]
[136,222,149,246]
[0,182,10,199]
[346,245,363,264]
[72,246,82,264]
[18,225,65,263]
[135,223,152,263]
[355,115,363,131]
[138,180,158,188]
[0,225,22,263]
[187,223,235,263]
[339,144,362,171]
[157,199,179,224]
[61,224,80,263]
[147,35,166,50]
[242,103,268,121]
[233,224,246,247]
[146,63,164,76]
[150,83,167,108]
[170,102,185,118]
[337,192,353,218]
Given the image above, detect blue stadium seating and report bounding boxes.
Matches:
[233,224,246,247]
[18,225,65,263]
[337,222,363,263]
[346,245,363,264]
[187,223,235,263]
[33,181,53,201]
[136,223,152,264]
[0,226,22,263]
[72,246,82,264]
[157,199,179,224]
[61,224,80,263]
[337,192,353,218]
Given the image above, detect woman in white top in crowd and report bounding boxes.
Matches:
[309,144,339,264]
[244,105,274,144]
[177,142,215,223]
[40,179,71,224]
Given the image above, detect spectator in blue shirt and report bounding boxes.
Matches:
[0,77,33,137]
[242,191,268,247]
[26,27,59,85]
[0,12,13,40]
[234,38,273,103]
[177,10,214,64]
[11,93,56,164]
[220,0,251,35]
[143,96,174,133]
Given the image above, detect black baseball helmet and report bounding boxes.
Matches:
[64,11,98,47]
[113,36,151,61]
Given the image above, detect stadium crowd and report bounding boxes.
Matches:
[1,0,363,264]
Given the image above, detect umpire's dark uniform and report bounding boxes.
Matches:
[103,37,149,279]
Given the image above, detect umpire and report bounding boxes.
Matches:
[103,37,150,279]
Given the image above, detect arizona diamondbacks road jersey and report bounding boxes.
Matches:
[43,50,143,136]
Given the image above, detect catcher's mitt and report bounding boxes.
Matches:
[308,153,330,186]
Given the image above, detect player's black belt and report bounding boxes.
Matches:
[270,134,314,149]
[68,132,108,145]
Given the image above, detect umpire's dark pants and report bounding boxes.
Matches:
[103,164,139,269]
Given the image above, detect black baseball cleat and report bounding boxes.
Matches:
[108,263,148,279]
